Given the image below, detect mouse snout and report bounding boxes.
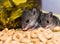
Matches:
[22,25,26,29]
[41,22,48,28]
[22,19,30,28]
[41,25,46,27]
[22,24,29,31]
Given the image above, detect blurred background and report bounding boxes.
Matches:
[42,0,60,14]
[0,0,60,14]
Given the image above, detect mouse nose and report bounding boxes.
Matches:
[22,25,26,28]
[42,25,46,28]
[22,25,29,31]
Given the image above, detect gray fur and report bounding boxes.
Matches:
[38,12,60,28]
[20,8,40,30]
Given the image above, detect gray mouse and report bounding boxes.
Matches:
[38,12,60,28]
[20,8,40,30]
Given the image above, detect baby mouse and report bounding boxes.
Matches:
[20,8,40,30]
[38,12,60,28]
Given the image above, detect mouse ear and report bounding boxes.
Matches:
[48,12,53,17]
[32,8,37,14]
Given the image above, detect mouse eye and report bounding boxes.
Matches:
[39,20,41,23]
[26,20,29,23]
[47,20,49,23]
